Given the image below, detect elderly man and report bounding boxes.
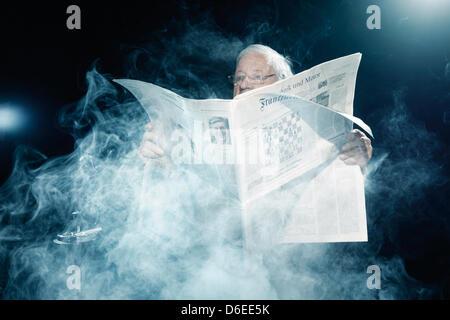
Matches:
[140,44,372,168]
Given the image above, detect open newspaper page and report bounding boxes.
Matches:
[230,53,370,248]
[112,79,240,198]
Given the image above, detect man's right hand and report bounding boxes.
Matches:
[139,122,166,161]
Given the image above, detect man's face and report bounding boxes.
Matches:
[233,52,277,98]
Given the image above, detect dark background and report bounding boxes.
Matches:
[1,0,449,298]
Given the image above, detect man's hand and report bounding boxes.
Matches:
[139,121,178,176]
[339,129,372,168]
[139,122,168,162]
[139,122,174,166]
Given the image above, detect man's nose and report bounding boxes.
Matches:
[239,76,253,90]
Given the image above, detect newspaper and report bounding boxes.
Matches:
[114,53,372,248]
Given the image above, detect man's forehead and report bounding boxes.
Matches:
[235,68,264,74]
[235,53,271,72]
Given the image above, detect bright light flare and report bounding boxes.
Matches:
[0,104,26,132]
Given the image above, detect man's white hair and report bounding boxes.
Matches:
[236,44,293,80]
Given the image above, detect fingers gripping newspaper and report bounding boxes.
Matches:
[114,53,373,250]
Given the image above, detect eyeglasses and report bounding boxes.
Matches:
[227,73,276,85]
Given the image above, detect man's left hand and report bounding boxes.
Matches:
[339,129,373,168]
